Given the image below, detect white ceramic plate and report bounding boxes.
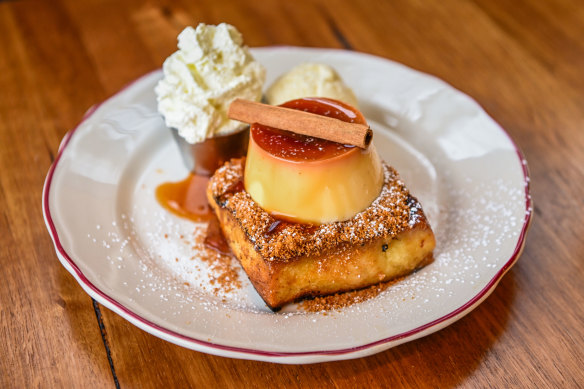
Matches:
[43,47,532,364]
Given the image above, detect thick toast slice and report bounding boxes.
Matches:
[207,158,435,309]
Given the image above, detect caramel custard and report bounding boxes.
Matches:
[244,98,383,224]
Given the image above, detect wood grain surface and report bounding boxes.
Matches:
[1,0,583,387]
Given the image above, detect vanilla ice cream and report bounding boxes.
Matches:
[265,63,358,108]
[155,24,265,144]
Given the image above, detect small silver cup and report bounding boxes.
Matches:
[171,128,249,176]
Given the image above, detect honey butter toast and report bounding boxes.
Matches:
[207,158,435,309]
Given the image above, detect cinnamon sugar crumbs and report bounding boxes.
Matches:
[299,276,405,312]
[199,247,241,295]
[170,227,242,295]
[208,158,429,262]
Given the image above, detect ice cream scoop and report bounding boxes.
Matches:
[265,63,358,108]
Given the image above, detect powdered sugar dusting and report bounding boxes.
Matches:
[85,147,528,320]
[50,50,532,359]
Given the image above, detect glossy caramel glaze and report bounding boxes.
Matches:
[155,174,214,222]
[250,98,365,162]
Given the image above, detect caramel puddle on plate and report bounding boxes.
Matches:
[156,174,240,294]
[155,174,214,222]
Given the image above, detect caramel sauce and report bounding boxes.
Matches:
[266,220,284,235]
[204,216,231,254]
[156,174,214,222]
[155,174,231,255]
[251,97,366,162]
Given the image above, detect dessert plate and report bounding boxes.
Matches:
[43,47,532,364]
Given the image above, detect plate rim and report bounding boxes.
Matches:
[42,47,533,362]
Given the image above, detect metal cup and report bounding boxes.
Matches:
[171,127,249,176]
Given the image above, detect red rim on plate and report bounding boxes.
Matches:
[42,64,533,361]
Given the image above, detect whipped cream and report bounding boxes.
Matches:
[155,24,265,144]
[265,63,358,108]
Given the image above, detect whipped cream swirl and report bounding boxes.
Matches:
[155,24,265,143]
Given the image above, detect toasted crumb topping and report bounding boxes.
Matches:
[299,276,405,312]
[209,158,428,262]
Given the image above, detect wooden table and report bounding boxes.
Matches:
[2,0,583,387]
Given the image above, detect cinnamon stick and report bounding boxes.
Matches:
[228,99,373,149]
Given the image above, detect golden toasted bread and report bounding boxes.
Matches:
[207,158,435,309]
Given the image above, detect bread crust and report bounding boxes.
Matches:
[207,158,436,309]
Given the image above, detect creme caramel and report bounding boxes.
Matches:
[244,98,383,224]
